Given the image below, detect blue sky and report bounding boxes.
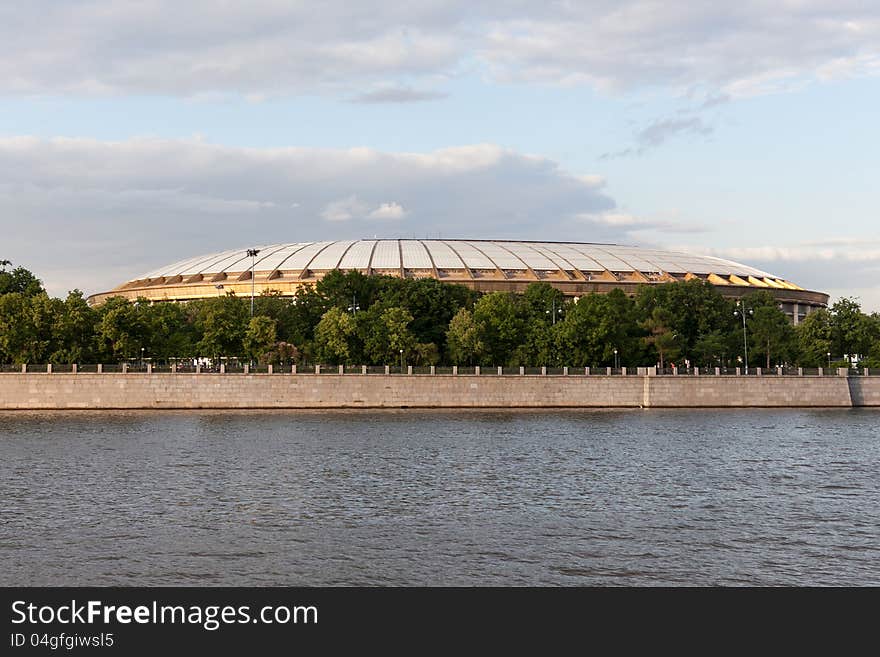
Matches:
[1,1,878,310]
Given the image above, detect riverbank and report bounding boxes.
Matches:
[1,372,878,409]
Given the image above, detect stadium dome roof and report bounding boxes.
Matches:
[89,239,828,318]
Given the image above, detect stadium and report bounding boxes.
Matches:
[88,239,829,323]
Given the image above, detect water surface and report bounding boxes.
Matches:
[1,409,878,585]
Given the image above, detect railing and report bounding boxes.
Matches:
[2,364,876,376]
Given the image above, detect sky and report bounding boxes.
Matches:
[1,1,878,310]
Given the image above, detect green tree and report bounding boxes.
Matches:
[50,290,98,363]
[372,277,477,359]
[866,313,880,367]
[642,307,679,369]
[522,282,566,325]
[637,279,734,361]
[194,294,248,360]
[363,306,417,365]
[316,269,381,311]
[555,290,641,367]
[313,306,357,364]
[284,285,328,350]
[796,309,833,367]
[472,292,525,365]
[0,261,44,297]
[749,305,797,368]
[97,297,151,361]
[143,301,197,361]
[446,307,484,365]
[514,318,559,366]
[0,292,60,363]
[692,330,734,368]
[244,316,278,363]
[830,297,873,361]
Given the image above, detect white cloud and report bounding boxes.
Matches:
[350,86,448,104]
[577,211,707,234]
[0,137,614,296]
[680,244,880,312]
[320,196,370,222]
[0,2,877,99]
[704,245,880,264]
[368,202,407,220]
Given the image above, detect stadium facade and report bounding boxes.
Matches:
[88,239,828,324]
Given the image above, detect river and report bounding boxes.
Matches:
[1,409,878,585]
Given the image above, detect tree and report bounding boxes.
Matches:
[796,309,833,367]
[637,279,733,362]
[866,314,880,368]
[642,307,679,369]
[142,300,197,361]
[446,308,484,365]
[372,277,477,359]
[97,297,151,361]
[692,330,734,368]
[514,318,559,366]
[50,290,98,363]
[194,294,248,360]
[472,292,525,365]
[363,306,417,365]
[556,290,642,367]
[749,305,797,368]
[244,316,278,363]
[522,282,566,325]
[0,292,60,363]
[830,297,873,361]
[284,285,328,349]
[313,306,357,364]
[316,269,381,311]
[0,261,44,297]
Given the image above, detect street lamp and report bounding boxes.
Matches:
[734,301,753,374]
[140,347,144,367]
[827,352,832,369]
[399,348,404,373]
[246,248,261,317]
[613,348,619,370]
[347,293,360,315]
[545,298,563,325]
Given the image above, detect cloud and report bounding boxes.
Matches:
[320,196,369,222]
[602,115,714,158]
[350,86,448,103]
[0,2,878,99]
[0,137,614,296]
[636,117,713,148]
[687,244,880,312]
[577,212,708,235]
[320,197,407,221]
[368,202,407,220]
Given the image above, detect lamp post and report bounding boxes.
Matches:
[545,298,563,325]
[827,352,832,369]
[613,348,619,370]
[140,347,144,368]
[734,301,753,374]
[399,348,404,373]
[348,293,360,315]
[246,248,261,318]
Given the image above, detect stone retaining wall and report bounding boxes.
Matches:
[1,373,878,409]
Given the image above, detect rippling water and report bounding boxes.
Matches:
[1,409,878,586]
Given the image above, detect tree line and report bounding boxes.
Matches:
[1,260,879,368]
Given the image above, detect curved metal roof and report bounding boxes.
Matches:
[88,239,830,309]
[134,239,784,282]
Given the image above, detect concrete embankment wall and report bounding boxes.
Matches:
[1,373,878,409]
